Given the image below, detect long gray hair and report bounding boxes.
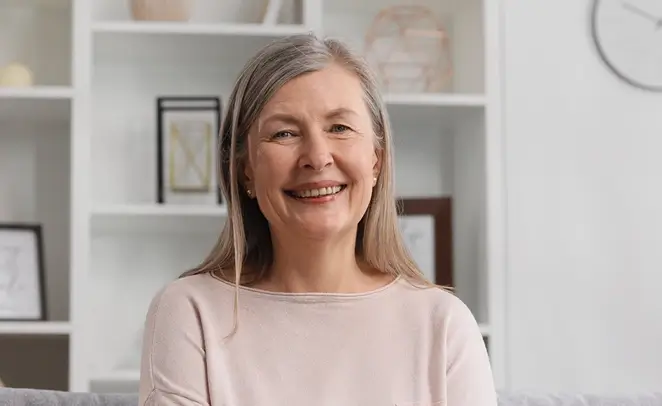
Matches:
[182,33,434,330]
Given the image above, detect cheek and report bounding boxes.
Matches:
[253,146,293,184]
[342,141,377,182]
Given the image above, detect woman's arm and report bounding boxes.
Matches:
[445,296,498,406]
[139,283,210,406]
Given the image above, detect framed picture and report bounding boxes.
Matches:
[397,197,453,287]
[0,223,46,321]
[156,96,223,205]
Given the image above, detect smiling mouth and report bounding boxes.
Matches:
[285,185,347,199]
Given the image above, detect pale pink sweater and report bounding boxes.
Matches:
[138,273,497,406]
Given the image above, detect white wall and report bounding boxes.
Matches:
[503,0,662,394]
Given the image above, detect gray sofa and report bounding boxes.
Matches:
[1,388,662,406]
[0,389,136,406]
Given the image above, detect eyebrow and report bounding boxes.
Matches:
[260,113,299,126]
[325,107,358,120]
[261,107,358,126]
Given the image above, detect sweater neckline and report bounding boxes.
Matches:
[209,272,403,303]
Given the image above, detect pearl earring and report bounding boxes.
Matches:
[373,176,377,186]
[246,189,253,198]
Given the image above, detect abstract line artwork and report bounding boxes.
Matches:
[0,224,45,320]
[168,119,213,193]
[398,215,436,283]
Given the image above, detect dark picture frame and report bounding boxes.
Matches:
[0,223,46,321]
[156,96,223,205]
[397,197,453,287]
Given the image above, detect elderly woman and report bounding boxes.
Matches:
[138,34,497,406]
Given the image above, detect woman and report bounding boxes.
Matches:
[138,33,497,406]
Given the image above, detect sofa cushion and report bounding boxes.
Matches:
[497,392,662,406]
[0,388,137,406]
[2,388,662,406]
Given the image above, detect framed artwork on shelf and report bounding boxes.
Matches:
[396,197,453,288]
[156,96,223,206]
[0,223,46,321]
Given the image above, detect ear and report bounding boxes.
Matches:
[243,160,254,191]
[372,147,383,180]
[244,160,253,181]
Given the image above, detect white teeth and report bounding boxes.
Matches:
[292,185,343,198]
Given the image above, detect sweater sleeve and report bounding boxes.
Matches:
[138,284,210,406]
[445,296,498,406]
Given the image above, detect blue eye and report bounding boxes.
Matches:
[330,124,350,133]
[273,131,294,139]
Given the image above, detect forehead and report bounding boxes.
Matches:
[260,63,367,117]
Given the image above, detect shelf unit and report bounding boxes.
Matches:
[0,0,74,391]
[0,0,507,393]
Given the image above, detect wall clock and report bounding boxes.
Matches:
[591,0,662,92]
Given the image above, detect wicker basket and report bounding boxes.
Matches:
[130,0,193,21]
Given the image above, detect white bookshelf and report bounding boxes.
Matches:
[0,0,507,393]
[0,0,74,392]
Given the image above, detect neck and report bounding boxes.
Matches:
[264,228,378,293]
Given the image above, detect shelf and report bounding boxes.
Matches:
[1,0,70,8]
[92,22,311,37]
[92,22,310,65]
[382,94,485,133]
[384,93,485,107]
[383,93,485,127]
[324,0,469,14]
[90,204,228,234]
[0,86,73,123]
[0,86,73,99]
[91,369,140,383]
[0,321,71,336]
[92,203,228,217]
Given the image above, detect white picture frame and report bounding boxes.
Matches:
[0,223,46,321]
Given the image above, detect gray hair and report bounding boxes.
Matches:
[183,33,434,332]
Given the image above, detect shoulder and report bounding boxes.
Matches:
[150,271,235,304]
[143,272,237,332]
[394,279,488,363]
[394,278,482,335]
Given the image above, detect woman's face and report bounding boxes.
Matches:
[245,63,381,241]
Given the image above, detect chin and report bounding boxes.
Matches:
[294,216,354,240]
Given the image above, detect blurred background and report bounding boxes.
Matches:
[0,0,660,398]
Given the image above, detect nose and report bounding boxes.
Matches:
[298,130,333,171]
